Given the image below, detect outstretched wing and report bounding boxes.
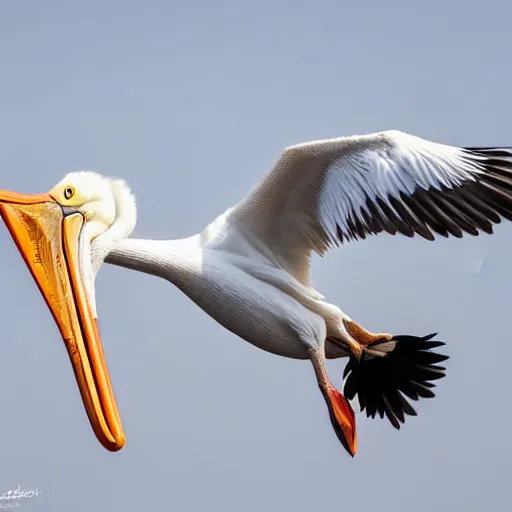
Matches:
[231,130,512,284]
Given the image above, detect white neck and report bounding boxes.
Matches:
[103,235,202,290]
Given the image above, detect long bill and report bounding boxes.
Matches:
[0,190,125,451]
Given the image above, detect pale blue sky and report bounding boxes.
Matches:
[0,1,511,511]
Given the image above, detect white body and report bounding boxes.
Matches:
[109,216,347,360]
[99,129,512,363]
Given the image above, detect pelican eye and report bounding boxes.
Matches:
[64,186,75,200]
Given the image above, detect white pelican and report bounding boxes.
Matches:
[1,129,512,457]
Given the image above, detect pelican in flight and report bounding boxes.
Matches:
[1,130,512,457]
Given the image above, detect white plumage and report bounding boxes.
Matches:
[3,129,512,456]
[231,130,512,285]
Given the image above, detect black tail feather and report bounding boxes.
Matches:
[342,333,448,430]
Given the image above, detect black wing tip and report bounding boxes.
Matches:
[343,333,448,429]
[333,142,512,246]
[464,146,512,153]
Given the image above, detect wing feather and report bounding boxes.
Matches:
[230,130,512,284]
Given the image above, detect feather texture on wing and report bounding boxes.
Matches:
[231,130,512,284]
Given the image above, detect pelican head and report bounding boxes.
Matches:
[50,172,117,240]
[0,171,136,451]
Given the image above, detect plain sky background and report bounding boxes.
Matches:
[0,1,511,510]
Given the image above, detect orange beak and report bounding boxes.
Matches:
[0,189,125,451]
